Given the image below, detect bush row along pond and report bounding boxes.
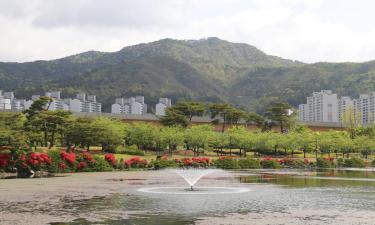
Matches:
[1,151,375,177]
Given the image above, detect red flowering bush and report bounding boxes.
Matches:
[276,158,307,168]
[60,151,76,165]
[58,162,67,170]
[124,156,148,169]
[0,153,10,171]
[76,162,88,170]
[214,156,239,169]
[104,153,117,168]
[323,157,335,161]
[15,152,52,173]
[177,157,211,168]
[260,157,281,169]
[82,152,95,163]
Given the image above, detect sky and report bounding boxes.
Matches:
[1,0,375,63]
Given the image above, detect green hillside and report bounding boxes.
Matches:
[1,37,375,112]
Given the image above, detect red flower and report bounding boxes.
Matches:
[104,154,117,166]
[58,162,67,170]
[77,162,87,170]
[82,152,95,163]
[60,151,76,164]
[0,154,10,168]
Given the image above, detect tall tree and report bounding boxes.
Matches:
[23,96,53,120]
[209,103,236,132]
[29,110,73,148]
[341,106,362,139]
[265,102,293,133]
[161,101,206,127]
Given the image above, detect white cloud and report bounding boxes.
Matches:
[0,0,375,63]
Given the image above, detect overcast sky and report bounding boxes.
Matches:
[1,0,375,63]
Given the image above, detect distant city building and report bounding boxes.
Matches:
[338,96,354,123]
[298,104,309,122]
[354,94,371,125]
[299,90,375,125]
[155,98,172,116]
[66,93,101,113]
[0,98,11,110]
[299,90,339,123]
[0,90,30,111]
[111,96,147,115]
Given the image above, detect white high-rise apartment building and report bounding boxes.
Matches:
[298,104,309,122]
[155,98,172,116]
[354,94,373,124]
[338,96,354,122]
[299,90,339,123]
[0,90,31,111]
[68,93,101,113]
[111,96,147,115]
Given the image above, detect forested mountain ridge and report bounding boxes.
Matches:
[1,37,375,112]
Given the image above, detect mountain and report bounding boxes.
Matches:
[1,37,375,113]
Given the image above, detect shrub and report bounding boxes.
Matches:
[102,145,116,153]
[48,150,69,173]
[371,160,375,167]
[116,149,145,156]
[344,158,365,168]
[104,154,117,168]
[260,159,281,169]
[337,158,344,167]
[214,156,239,169]
[124,156,148,169]
[238,158,261,169]
[0,153,11,172]
[76,152,97,172]
[149,159,177,169]
[316,158,334,168]
[279,158,306,168]
[90,155,113,172]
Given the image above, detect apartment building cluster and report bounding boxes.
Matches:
[299,90,375,125]
[0,90,102,113]
[111,96,171,115]
[0,91,33,110]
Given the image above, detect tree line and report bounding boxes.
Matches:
[1,97,375,159]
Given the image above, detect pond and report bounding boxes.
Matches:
[1,169,375,225]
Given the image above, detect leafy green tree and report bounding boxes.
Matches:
[0,112,26,147]
[28,110,74,148]
[341,106,362,139]
[354,136,375,159]
[226,126,254,156]
[23,96,53,120]
[66,117,97,149]
[209,103,240,132]
[245,112,264,128]
[265,102,293,133]
[160,126,185,155]
[127,122,158,150]
[209,132,229,155]
[91,117,127,151]
[184,125,214,156]
[292,125,314,158]
[226,109,247,126]
[67,117,126,151]
[161,108,189,127]
[161,101,206,127]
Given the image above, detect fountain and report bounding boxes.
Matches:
[170,168,219,191]
[137,168,250,195]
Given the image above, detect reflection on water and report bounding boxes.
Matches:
[238,169,375,188]
[4,169,375,225]
[51,215,196,225]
